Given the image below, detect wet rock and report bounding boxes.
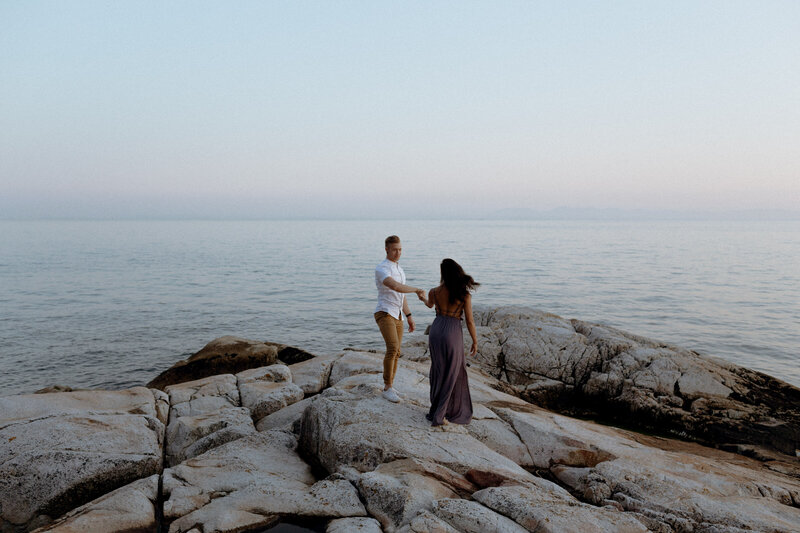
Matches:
[148,336,281,390]
[33,385,77,394]
[0,388,164,531]
[268,342,317,365]
[30,475,159,533]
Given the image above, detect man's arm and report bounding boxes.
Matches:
[402,295,416,333]
[383,277,424,297]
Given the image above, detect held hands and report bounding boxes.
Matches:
[415,288,426,302]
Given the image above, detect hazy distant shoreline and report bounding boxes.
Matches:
[2,207,800,222]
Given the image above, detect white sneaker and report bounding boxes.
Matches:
[382,388,401,403]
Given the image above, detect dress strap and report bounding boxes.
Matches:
[435,298,464,319]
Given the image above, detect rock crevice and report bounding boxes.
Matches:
[2,325,798,533]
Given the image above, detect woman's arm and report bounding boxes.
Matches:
[464,293,477,356]
[420,287,435,308]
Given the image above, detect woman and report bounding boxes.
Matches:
[418,258,479,426]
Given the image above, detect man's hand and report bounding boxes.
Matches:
[408,316,416,333]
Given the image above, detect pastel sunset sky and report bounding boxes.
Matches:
[2,1,798,219]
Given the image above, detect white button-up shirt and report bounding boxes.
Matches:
[375,258,406,320]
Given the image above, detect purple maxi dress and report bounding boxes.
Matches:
[427,312,473,425]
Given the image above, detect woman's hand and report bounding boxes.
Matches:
[469,341,477,356]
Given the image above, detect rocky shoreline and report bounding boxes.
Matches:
[1,305,799,532]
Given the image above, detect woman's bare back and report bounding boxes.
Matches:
[431,286,465,318]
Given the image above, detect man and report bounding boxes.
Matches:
[375,235,425,403]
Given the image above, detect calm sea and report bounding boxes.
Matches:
[1,219,798,396]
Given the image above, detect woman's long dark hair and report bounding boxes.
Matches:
[440,258,480,304]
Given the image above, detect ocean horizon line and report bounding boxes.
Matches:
[3,210,800,223]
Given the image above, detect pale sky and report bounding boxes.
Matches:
[1,1,799,219]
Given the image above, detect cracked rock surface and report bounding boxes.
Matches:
[471,305,800,458]
[0,388,164,531]
[31,475,160,533]
[163,431,366,533]
[2,329,800,533]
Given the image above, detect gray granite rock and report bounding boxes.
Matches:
[152,388,170,425]
[472,305,800,457]
[473,482,649,533]
[299,386,534,482]
[163,431,366,533]
[164,374,254,466]
[0,388,164,531]
[239,380,305,422]
[6,317,800,533]
[494,403,800,531]
[256,396,314,433]
[432,498,528,533]
[165,407,256,466]
[31,475,159,533]
[327,517,383,533]
[290,354,341,395]
[356,459,476,532]
[147,335,281,390]
[398,510,459,533]
[465,404,533,467]
[400,336,430,362]
[237,364,305,423]
[165,374,240,418]
[237,364,292,385]
[328,349,384,386]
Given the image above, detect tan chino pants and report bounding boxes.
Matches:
[374,311,403,387]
